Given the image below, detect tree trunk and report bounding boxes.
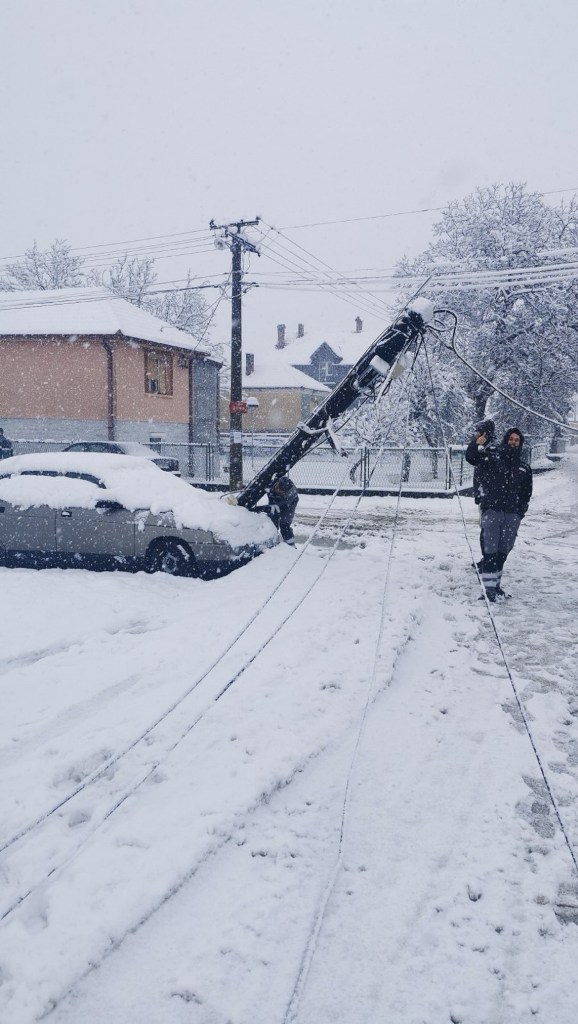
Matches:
[473,384,493,422]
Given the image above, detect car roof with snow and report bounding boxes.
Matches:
[0,453,277,548]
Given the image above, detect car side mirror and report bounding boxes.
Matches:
[96,499,124,514]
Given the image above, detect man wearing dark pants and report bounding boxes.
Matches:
[266,476,299,545]
[466,427,533,602]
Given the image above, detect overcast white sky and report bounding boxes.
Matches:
[1,0,577,346]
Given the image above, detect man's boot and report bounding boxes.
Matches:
[479,552,499,603]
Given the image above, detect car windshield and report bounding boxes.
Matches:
[118,443,157,457]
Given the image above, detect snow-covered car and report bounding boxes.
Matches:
[63,440,180,475]
[0,453,278,577]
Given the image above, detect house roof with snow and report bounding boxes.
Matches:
[248,317,385,368]
[241,357,330,392]
[0,286,211,356]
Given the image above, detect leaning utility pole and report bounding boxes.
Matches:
[210,217,260,490]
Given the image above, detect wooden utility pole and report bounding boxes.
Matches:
[210,217,260,490]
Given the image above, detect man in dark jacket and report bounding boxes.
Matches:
[465,425,533,601]
[267,476,299,545]
[0,428,13,460]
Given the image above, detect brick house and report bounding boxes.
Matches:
[0,287,220,449]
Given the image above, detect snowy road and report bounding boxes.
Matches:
[1,461,577,1023]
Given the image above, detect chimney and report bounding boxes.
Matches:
[355,316,363,333]
[245,352,255,376]
[297,323,304,338]
[276,323,286,348]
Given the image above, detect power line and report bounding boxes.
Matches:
[0,227,214,267]
[0,184,575,269]
[253,228,396,321]
[448,333,578,436]
[0,277,231,315]
[424,342,578,878]
[277,187,578,231]
[257,220,394,319]
[251,254,578,294]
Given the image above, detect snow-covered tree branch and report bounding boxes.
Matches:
[396,183,578,442]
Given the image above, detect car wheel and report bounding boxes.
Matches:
[145,539,196,577]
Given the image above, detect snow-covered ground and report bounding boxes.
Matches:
[1,461,577,1024]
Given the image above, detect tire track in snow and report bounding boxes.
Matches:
[292,588,577,1024]
[0,550,424,1024]
[0,543,386,910]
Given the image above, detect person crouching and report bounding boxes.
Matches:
[267,476,299,545]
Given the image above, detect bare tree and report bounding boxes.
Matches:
[88,254,157,307]
[0,240,85,291]
[3,239,215,354]
[90,256,213,350]
[149,271,210,337]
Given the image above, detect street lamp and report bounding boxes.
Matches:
[246,396,259,468]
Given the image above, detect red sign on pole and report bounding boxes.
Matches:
[229,400,248,414]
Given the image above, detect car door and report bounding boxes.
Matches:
[0,500,57,554]
[56,501,136,561]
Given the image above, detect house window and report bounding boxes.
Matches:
[145,352,173,395]
[319,361,333,382]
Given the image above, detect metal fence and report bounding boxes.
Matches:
[221,438,551,493]
[7,436,551,493]
[222,441,475,493]
[8,439,218,481]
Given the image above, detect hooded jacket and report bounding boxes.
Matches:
[267,476,299,523]
[465,428,533,516]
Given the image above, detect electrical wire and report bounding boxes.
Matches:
[277,188,578,231]
[0,182,575,269]
[447,330,578,436]
[251,234,393,321]
[0,440,391,925]
[283,367,416,1024]
[0,323,422,922]
[251,218,402,317]
[422,341,578,878]
[256,220,394,320]
[0,229,215,267]
[250,257,578,292]
[0,277,230,317]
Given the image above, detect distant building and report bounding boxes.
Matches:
[219,350,329,434]
[0,287,220,447]
[274,317,374,387]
